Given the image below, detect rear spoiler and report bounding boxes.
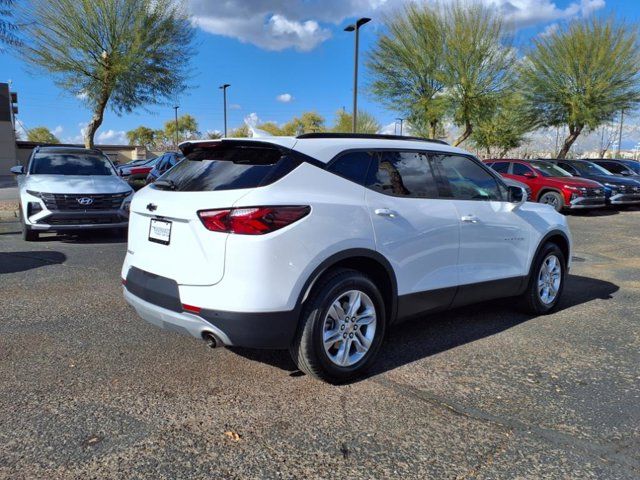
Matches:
[179,140,290,157]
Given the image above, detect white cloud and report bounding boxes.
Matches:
[62,122,87,144]
[97,129,128,145]
[229,103,242,110]
[52,125,64,136]
[61,123,127,145]
[193,12,331,51]
[188,0,606,51]
[539,23,559,37]
[276,93,293,103]
[244,112,261,127]
[487,0,606,28]
[15,120,27,140]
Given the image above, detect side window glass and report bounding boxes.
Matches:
[491,162,509,173]
[512,163,532,176]
[558,163,576,174]
[367,151,438,198]
[433,154,503,201]
[605,162,623,173]
[328,151,374,185]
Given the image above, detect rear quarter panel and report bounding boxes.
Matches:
[210,163,376,312]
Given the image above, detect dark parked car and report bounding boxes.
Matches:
[146,152,183,184]
[590,159,640,178]
[543,159,640,206]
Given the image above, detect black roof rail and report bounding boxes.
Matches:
[296,133,449,145]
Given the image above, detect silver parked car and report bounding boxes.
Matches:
[10,146,134,241]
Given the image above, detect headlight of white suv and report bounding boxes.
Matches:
[122,191,134,211]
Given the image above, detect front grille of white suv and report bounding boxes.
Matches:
[38,192,129,211]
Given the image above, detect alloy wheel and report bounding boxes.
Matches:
[322,290,377,367]
[538,254,562,304]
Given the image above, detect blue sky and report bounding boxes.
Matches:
[2,0,639,145]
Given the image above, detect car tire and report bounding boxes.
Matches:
[20,210,39,242]
[538,191,564,212]
[289,268,386,384]
[519,242,566,315]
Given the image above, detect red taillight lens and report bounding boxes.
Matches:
[182,304,201,314]
[198,206,310,235]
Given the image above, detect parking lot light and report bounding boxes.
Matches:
[344,17,371,133]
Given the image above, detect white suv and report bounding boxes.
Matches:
[122,134,571,383]
[12,146,134,241]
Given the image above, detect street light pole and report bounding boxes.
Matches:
[345,18,371,134]
[617,109,624,158]
[219,84,230,137]
[173,105,179,149]
[396,118,404,136]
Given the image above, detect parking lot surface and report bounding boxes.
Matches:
[0,209,639,479]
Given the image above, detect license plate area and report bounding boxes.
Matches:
[149,218,172,245]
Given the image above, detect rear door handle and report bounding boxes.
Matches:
[374,208,396,218]
[461,214,479,223]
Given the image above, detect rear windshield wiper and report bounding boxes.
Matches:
[154,179,178,191]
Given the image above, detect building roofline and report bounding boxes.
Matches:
[16,141,142,149]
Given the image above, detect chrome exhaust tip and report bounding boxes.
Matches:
[202,332,222,349]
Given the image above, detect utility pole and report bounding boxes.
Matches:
[617,109,624,158]
[344,18,371,133]
[173,105,179,149]
[396,118,404,136]
[219,84,230,137]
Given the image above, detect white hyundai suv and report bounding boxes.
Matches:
[122,134,571,383]
[12,146,134,241]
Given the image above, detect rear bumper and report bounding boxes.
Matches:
[123,278,299,350]
[124,288,233,344]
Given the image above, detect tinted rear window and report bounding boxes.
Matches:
[158,144,300,191]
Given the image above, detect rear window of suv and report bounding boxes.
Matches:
[156,143,301,191]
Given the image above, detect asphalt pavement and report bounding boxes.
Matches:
[0,209,638,479]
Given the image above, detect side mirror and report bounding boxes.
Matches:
[10,165,24,175]
[523,171,536,178]
[508,185,527,206]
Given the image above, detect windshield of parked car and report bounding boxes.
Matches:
[573,162,612,176]
[30,153,115,176]
[531,162,572,177]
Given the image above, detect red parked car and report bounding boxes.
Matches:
[484,159,606,212]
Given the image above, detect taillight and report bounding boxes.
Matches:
[182,304,201,314]
[198,206,310,235]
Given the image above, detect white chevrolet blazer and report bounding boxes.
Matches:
[122,134,572,383]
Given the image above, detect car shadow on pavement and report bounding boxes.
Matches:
[230,274,619,380]
[35,230,127,244]
[0,251,67,274]
[568,209,619,217]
